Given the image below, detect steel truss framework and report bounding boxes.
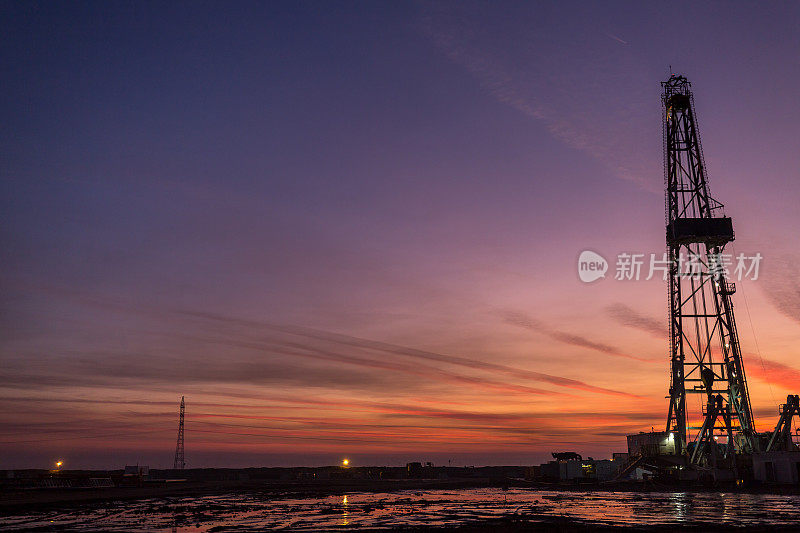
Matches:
[174,395,185,470]
[767,395,800,452]
[662,75,757,464]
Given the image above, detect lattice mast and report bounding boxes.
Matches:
[662,75,756,464]
[174,396,185,469]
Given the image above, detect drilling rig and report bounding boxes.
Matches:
[662,74,755,469]
[620,75,800,483]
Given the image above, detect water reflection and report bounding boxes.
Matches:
[342,494,349,526]
[669,492,688,521]
[2,488,800,531]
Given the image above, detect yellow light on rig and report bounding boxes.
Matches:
[342,458,350,467]
[55,461,63,470]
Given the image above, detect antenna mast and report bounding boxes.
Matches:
[174,396,185,469]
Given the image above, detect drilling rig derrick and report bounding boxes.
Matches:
[662,75,757,466]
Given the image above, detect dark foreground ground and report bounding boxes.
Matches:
[0,478,502,514]
[2,475,800,515]
[4,465,800,531]
[5,480,800,532]
[349,522,800,532]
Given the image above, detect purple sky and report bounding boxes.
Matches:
[2,1,800,469]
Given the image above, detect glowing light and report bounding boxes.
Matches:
[342,459,349,467]
[55,461,63,469]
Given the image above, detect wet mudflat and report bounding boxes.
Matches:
[2,488,800,531]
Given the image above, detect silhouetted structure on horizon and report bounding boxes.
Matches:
[174,396,185,469]
[614,75,800,485]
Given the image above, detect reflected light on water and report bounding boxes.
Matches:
[670,492,688,521]
[3,488,800,531]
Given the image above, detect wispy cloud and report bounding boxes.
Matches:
[418,3,660,191]
[0,284,650,467]
[180,309,639,398]
[606,303,664,337]
[500,309,656,363]
[0,286,641,403]
[0,390,660,448]
[761,255,800,326]
[746,357,800,392]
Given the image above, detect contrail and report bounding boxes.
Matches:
[605,32,629,45]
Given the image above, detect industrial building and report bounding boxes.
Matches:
[536,453,618,482]
[752,452,800,484]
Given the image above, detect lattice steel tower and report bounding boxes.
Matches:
[663,75,756,466]
[174,396,185,470]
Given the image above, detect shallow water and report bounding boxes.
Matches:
[3,488,800,531]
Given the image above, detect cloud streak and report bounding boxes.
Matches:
[500,309,656,363]
[419,3,660,191]
[606,303,665,337]
[761,255,800,326]
[746,357,800,393]
[180,309,639,397]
